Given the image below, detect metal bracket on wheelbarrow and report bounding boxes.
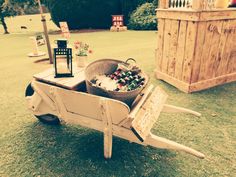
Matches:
[26,67,205,159]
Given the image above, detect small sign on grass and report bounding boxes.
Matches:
[59,22,71,39]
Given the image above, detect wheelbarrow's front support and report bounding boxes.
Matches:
[26,80,205,159]
[100,99,113,159]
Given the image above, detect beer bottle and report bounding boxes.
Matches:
[128,75,134,80]
[109,74,116,80]
[130,82,137,89]
[124,76,131,84]
[121,71,126,78]
[133,75,139,80]
[131,71,136,76]
[127,71,132,76]
[118,72,123,79]
[127,84,134,91]
[118,78,126,85]
[140,81,145,86]
[134,78,140,84]
[131,79,138,85]
[140,77,145,82]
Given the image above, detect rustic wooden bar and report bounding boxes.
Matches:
[155,1,236,93]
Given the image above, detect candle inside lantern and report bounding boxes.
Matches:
[56,57,70,73]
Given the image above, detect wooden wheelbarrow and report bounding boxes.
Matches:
[25,67,205,159]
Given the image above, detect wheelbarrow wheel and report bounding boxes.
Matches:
[25,83,60,125]
[36,114,60,125]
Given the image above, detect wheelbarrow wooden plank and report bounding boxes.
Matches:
[59,71,86,90]
[33,66,85,90]
[131,87,168,142]
[55,86,130,124]
[41,67,82,84]
[33,68,54,79]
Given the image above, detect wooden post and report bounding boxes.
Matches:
[37,0,53,64]
[159,0,169,9]
[192,0,204,10]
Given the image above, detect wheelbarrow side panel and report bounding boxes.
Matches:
[27,81,130,126]
[56,88,130,125]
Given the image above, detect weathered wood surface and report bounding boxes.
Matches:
[156,9,236,21]
[198,21,216,81]
[131,87,168,141]
[156,19,165,71]
[192,0,204,10]
[157,10,200,21]
[190,22,207,83]
[175,20,187,80]
[204,21,223,80]
[156,7,236,93]
[34,65,85,90]
[168,20,179,77]
[162,19,172,73]
[156,70,236,93]
[159,0,169,9]
[182,21,197,83]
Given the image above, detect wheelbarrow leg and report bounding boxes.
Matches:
[104,127,113,159]
[145,133,205,159]
[100,99,113,159]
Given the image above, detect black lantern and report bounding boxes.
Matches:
[54,42,73,78]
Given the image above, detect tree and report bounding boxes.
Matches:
[0,0,15,34]
[0,0,37,34]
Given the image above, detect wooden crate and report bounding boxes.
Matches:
[155,1,236,93]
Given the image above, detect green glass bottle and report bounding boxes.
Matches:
[121,72,126,78]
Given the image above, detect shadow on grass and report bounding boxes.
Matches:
[20,121,179,177]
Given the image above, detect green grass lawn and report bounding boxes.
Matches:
[0,15,236,177]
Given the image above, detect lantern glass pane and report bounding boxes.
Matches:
[57,57,70,74]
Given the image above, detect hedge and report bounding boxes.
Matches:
[120,0,154,24]
[47,0,158,29]
[128,3,157,30]
[47,0,121,29]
